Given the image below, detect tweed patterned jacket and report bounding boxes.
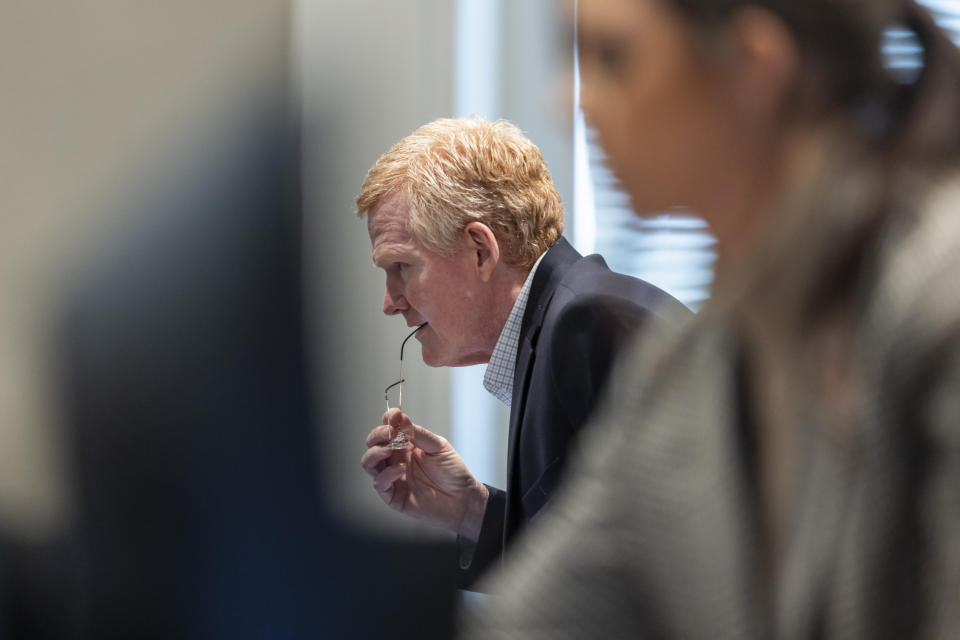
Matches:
[460,174,960,639]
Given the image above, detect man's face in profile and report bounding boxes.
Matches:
[368,191,492,368]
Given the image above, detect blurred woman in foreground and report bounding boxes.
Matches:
[462,0,960,637]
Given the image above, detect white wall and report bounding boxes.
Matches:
[297,0,456,535]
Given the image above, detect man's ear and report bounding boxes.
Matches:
[462,221,500,282]
[721,7,801,130]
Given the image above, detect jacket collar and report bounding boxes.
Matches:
[516,236,582,352]
[506,236,583,481]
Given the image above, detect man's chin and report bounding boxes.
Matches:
[419,340,446,368]
[420,353,443,368]
[426,354,490,368]
[419,339,488,368]
[421,351,470,368]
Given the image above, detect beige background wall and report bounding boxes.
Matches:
[0,0,292,538]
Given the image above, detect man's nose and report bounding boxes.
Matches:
[382,287,409,316]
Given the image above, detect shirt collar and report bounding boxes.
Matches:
[482,251,547,407]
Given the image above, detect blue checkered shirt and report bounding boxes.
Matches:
[482,252,547,407]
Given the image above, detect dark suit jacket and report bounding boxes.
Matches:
[459,237,691,587]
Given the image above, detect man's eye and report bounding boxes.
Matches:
[394,262,408,272]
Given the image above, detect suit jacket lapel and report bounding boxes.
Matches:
[505,238,582,528]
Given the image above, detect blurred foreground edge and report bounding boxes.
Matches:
[2,58,456,640]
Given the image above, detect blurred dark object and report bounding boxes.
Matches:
[1,63,456,640]
[49,106,456,638]
[58,101,320,637]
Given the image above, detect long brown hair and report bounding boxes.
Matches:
[663,0,960,156]
[665,0,960,554]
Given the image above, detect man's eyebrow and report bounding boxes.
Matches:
[371,251,399,269]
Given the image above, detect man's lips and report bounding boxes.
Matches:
[397,322,428,359]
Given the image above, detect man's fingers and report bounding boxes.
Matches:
[387,409,413,429]
[365,425,394,448]
[406,424,451,455]
[364,416,451,457]
[373,462,406,494]
[370,411,419,450]
[360,445,394,476]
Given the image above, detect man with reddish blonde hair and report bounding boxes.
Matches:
[358,116,689,588]
[357,117,563,271]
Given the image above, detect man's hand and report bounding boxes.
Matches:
[361,408,489,541]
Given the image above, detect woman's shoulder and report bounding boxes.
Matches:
[862,169,960,377]
[873,171,960,316]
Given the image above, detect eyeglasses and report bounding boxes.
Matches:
[383,322,427,449]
